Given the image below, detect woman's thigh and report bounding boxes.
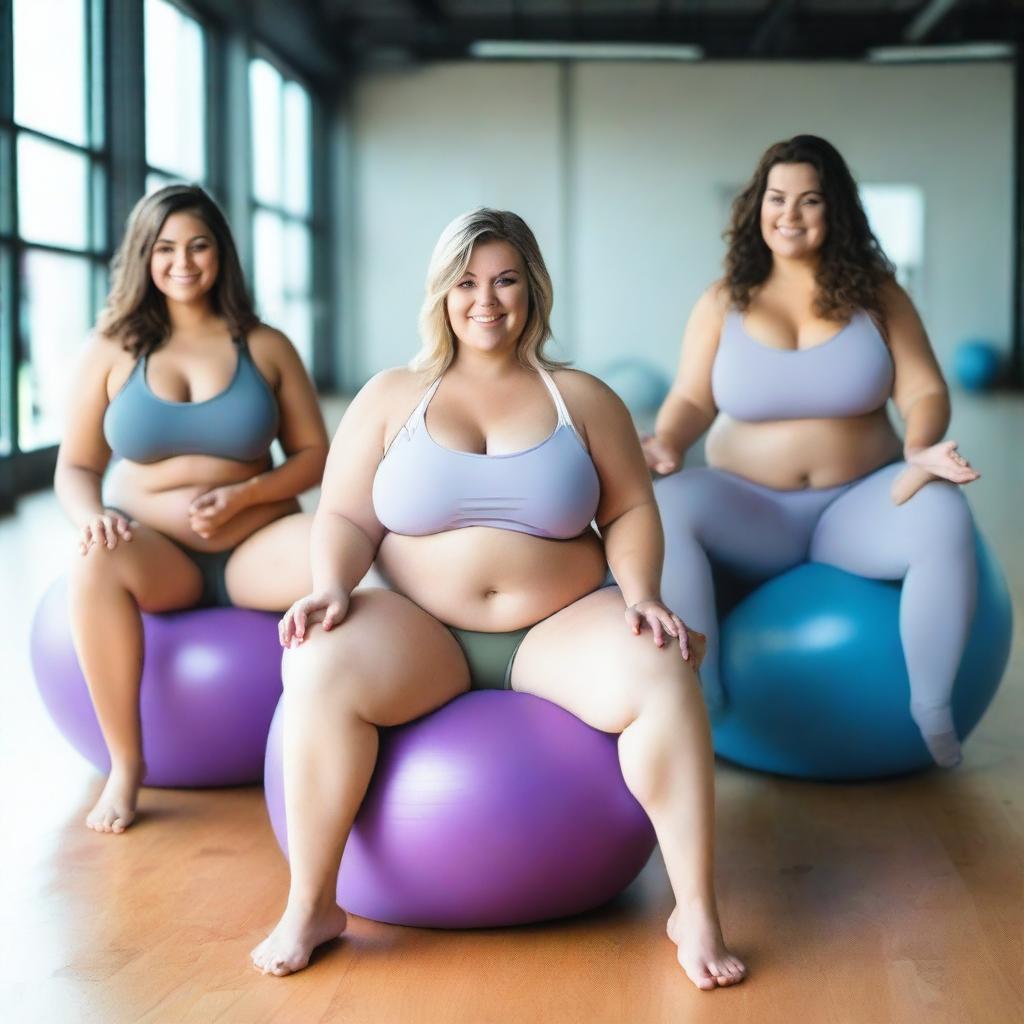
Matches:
[509,586,698,734]
[656,467,817,576]
[810,463,974,579]
[225,512,313,610]
[73,524,203,612]
[282,588,471,726]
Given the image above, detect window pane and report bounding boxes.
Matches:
[283,82,311,216]
[17,134,90,250]
[284,221,311,297]
[253,207,285,327]
[145,0,206,181]
[18,251,93,451]
[146,169,179,195]
[250,59,283,207]
[13,0,88,146]
[284,298,313,369]
[861,184,925,297]
[253,210,313,367]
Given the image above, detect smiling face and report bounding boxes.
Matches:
[149,210,220,305]
[760,162,827,261]
[445,239,529,357]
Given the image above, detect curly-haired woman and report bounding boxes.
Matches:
[646,135,980,767]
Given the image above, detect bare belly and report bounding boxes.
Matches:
[104,455,298,552]
[704,408,903,490]
[376,528,608,631]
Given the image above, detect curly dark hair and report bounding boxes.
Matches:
[724,135,896,325]
[98,185,259,358]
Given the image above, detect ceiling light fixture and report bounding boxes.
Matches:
[469,40,704,61]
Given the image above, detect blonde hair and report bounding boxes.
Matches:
[412,208,564,378]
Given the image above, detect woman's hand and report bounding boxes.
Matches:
[625,599,706,669]
[279,587,350,648]
[892,439,980,505]
[641,434,682,475]
[188,483,252,539]
[79,510,135,555]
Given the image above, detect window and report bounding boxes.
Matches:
[144,0,206,191]
[10,0,107,453]
[249,56,314,366]
[861,184,925,302]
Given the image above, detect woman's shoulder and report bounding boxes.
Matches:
[349,366,434,413]
[550,368,630,419]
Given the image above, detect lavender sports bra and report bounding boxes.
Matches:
[712,310,894,421]
[372,368,600,540]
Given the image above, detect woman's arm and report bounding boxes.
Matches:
[279,370,409,645]
[883,282,980,504]
[644,284,726,474]
[189,328,330,537]
[54,337,135,552]
[563,372,701,662]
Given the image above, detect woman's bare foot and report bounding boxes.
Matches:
[667,902,747,991]
[85,760,145,834]
[251,898,349,977]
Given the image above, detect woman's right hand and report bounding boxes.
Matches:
[279,587,350,648]
[79,510,135,555]
[641,433,682,475]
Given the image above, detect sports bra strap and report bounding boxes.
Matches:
[537,367,585,444]
[402,377,442,437]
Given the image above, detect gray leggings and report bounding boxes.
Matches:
[655,463,977,742]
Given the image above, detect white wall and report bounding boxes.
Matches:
[348,60,1013,385]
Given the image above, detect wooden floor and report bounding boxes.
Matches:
[3,392,1022,1024]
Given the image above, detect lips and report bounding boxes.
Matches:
[470,314,505,323]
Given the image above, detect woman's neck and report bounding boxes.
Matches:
[165,296,220,335]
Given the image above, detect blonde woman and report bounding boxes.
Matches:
[251,209,746,991]
[55,185,328,834]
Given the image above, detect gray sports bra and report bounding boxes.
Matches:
[103,337,279,463]
[711,310,894,421]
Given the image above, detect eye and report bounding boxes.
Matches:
[496,276,518,286]
[767,195,784,204]
[457,279,474,288]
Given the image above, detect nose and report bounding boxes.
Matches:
[474,283,497,307]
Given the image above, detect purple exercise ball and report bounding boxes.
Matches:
[30,576,283,788]
[264,689,657,928]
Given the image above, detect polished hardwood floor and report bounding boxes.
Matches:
[2,392,1021,1023]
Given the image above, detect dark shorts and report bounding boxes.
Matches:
[448,625,530,690]
[105,507,235,609]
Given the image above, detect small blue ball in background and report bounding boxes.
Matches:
[711,533,1012,780]
[954,340,1002,391]
[600,359,670,413]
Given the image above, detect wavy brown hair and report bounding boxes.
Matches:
[724,135,896,326]
[97,185,259,357]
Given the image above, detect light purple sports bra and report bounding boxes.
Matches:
[372,368,600,540]
[712,310,894,421]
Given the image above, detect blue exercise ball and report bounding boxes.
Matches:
[712,534,1012,780]
[954,340,1001,391]
[600,359,670,413]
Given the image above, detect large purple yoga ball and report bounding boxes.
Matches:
[30,576,283,788]
[264,689,657,928]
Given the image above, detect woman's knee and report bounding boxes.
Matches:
[901,479,975,555]
[69,544,133,595]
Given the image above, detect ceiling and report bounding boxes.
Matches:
[300,0,1022,65]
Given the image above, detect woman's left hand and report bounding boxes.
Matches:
[188,483,251,539]
[625,600,706,669]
